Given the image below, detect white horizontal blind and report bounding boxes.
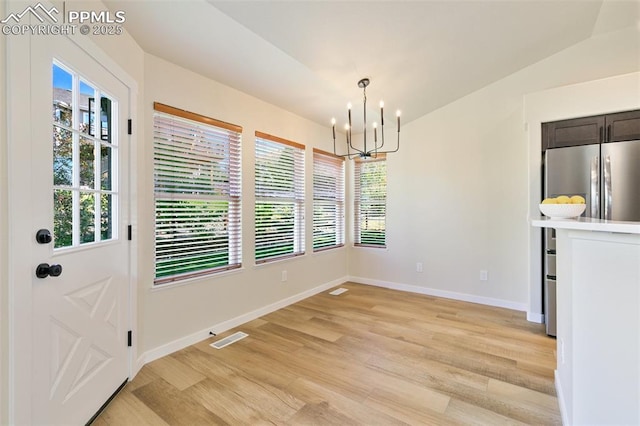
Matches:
[153,103,242,284]
[313,149,345,251]
[354,156,386,247]
[255,132,305,263]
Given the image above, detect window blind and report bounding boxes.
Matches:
[313,149,345,251]
[153,103,242,284]
[255,131,305,263]
[354,155,386,247]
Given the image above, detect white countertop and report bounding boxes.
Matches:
[531,216,640,234]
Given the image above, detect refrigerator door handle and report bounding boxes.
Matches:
[591,156,599,218]
[603,155,612,220]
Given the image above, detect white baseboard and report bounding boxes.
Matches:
[527,311,545,324]
[140,277,346,365]
[349,276,528,312]
[132,357,145,378]
[555,369,569,425]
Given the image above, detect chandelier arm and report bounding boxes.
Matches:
[370,127,400,155]
[333,126,364,157]
[347,126,363,154]
[376,121,385,151]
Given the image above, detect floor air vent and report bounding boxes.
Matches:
[329,288,349,296]
[210,331,248,349]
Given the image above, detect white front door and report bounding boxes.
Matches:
[22,29,131,425]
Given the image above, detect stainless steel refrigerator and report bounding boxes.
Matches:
[543,139,640,336]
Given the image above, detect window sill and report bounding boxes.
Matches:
[151,265,244,291]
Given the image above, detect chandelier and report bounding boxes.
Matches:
[332,78,401,159]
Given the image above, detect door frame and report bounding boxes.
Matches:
[5,7,139,424]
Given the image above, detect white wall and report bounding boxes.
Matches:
[0,1,8,421]
[140,54,348,356]
[349,24,640,316]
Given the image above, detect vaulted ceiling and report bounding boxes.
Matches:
[104,0,639,126]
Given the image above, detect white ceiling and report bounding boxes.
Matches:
[104,0,639,127]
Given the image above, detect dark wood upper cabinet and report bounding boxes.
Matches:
[543,115,604,150]
[542,109,640,151]
[606,109,640,143]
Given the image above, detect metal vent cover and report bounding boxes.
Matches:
[210,331,248,349]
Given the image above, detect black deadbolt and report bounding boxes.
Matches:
[36,229,53,244]
[36,263,63,278]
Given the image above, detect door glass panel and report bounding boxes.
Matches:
[53,189,73,248]
[53,126,72,186]
[52,64,73,127]
[80,192,96,243]
[100,96,112,143]
[79,80,95,136]
[101,145,112,190]
[52,61,118,249]
[79,137,95,188]
[101,193,113,240]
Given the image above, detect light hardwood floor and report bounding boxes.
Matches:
[94,282,560,425]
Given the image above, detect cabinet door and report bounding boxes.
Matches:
[605,109,640,143]
[543,115,604,150]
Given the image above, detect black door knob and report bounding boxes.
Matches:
[36,263,63,278]
[36,229,53,244]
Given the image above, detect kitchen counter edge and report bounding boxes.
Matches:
[531,217,640,234]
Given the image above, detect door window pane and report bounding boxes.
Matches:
[80,192,96,244]
[100,145,112,190]
[100,96,112,143]
[79,80,95,136]
[79,137,95,188]
[52,64,72,127]
[53,190,73,248]
[53,126,72,186]
[101,193,113,240]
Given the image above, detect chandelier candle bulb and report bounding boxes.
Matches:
[396,110,401,130]
[373,122,378,143]
[380,101,384,126]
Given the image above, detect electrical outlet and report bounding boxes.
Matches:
[416,262,423,273]
[560,338,565,364]
[281,270,287,282]
[480,270,488,281]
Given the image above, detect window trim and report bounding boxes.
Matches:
[153,102,242,133]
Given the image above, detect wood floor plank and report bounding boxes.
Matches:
[90,391,169,426]
[96,282,560,425]
[444,398,529,425]
[285,401,357,426]
[145,354,206,391]
[286,377,408,426]
[132,378,229,425]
